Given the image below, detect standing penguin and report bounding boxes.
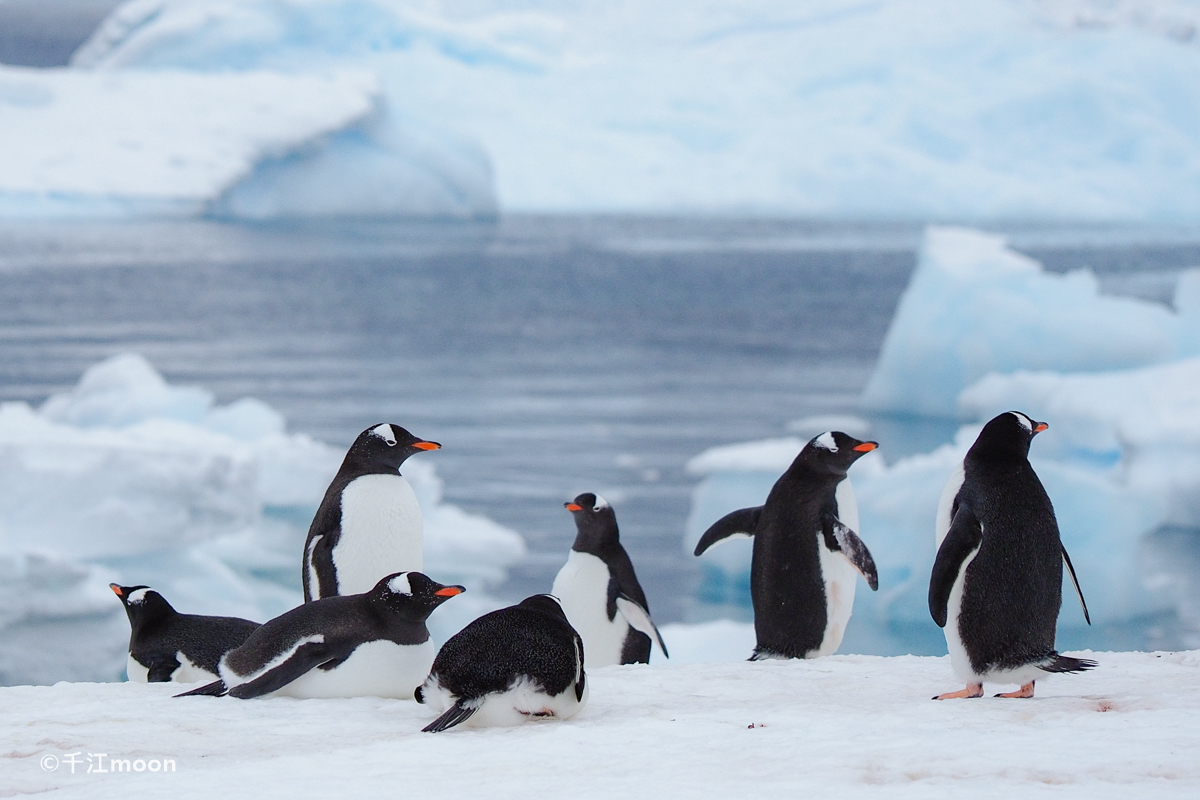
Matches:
[551,493,668,667]
[929,411,1095,699]
[416,594,587,732]
[177,572,463,700]
[303,423,441,602]
[694,431,880,659]
[110,584,259,684]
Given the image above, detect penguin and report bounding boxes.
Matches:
[110,583,260,684]
[929,411,1095,699]
[302,423,440,602]
[416,594,587,732]
[176,572,462,700]
[694,431,880,660]
[551,493,668,668]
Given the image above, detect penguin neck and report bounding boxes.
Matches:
[338,454,404,480]
[126,599,176,635]
[784,459,846,488]
[570,526,619,558]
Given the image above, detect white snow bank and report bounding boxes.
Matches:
[3,652,1197,797]
[0,353,525,684]
[0,63,494,220]
[862,226,1200,417]
[61,0,1200,219]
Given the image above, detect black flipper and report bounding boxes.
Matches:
[615,594,670,658]
[145,655,181,683]
[929,505,983,628]
[823,517,879,591]
[422,701,478,733]
[693,506,762,556]
[1043,654,1098,673]
[226,640,338,699]
[1061,544,1091,625]
[174,680,228,698]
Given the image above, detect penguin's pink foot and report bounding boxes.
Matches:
[994,682,1035,698]
[932,683,983,700]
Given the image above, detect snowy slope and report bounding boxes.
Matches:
[3,651,1198,797]
[59,0,1200,219]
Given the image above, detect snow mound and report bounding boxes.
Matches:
[0,353,524,685]
[59,0,1200,219]
[4,652,1197,797]
[862,226,1200,417]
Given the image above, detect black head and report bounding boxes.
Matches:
[516,594,570,621]
[789,431,879,476]
[369,572,465,622]
[344,423,440,473]
[109,583,175,628]
[968,411,1047,462]
[563,492,619,554]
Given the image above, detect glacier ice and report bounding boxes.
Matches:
[0,353,525,684]
[50,0,1200,219]
[862,226,1200,418]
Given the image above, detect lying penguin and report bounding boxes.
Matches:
[929,411,1095,699]
[694,431,879,659]
[416,594,587,732]
[177,572,462,699]
[303,423,441,602]
[551,493,668,667]
[111,583,259,684]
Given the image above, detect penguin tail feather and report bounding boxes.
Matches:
[1042,654,1098,674]
[174,679,229,698]
[422,701,478,733]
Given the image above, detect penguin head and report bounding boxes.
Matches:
[793,431,879,476]
[109,583,175,628]
[969,411,1048,461]
[564,493,619,554]
[347,423,441,472]
[516,593,570,621]
[371,572,464,621]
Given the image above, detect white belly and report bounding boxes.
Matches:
[552,551,628,668]
[935,464,965,547]
[126,654,148,683]
[271,639,435,699]
[334,474,424,596]
[171,651,218,684]
[944,544,982,682]
[809,479,862,658]
[421,675,587,730]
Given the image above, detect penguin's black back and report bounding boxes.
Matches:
[224,592,428,677]
[956,453,1063,673]
[430,597,582,701]
[133,612,260,676]
[750,465,839,658]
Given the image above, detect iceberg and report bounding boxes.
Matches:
[47,0,1200,219]
[0,353,525,684]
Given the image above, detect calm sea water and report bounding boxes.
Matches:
[3,216,1199,632]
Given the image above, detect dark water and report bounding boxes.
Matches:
[0,0,121,67]
[3,216,1200,628]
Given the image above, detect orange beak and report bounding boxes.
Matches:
[565,503,583,512]
[1034,423,1048,433]
[413,441,441,451]
[109,584,123,597]
[853,442,878,452]
[434,586,464,597]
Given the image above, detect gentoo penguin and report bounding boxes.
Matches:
[177,572,462,699]
[110,584,259,684]
[551,493,668,667]
[416,594,587,732]
[694,431,880,660]
[930,411,1095,699]
[303,423,440,602]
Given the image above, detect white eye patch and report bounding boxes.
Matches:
[126,588,150,605]
[387,573,412,595]
[1009,412,1034,432]
[592,494,610,511]
[371,424,397,446]
[814,432,838,452]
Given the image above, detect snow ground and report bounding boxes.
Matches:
[3,650,1197,798]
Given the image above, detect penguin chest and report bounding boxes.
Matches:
[126,654,149,683]
[809,479,861,658]
[274,639,435,700]
[551,551,629,668]
[333,474,424,595]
